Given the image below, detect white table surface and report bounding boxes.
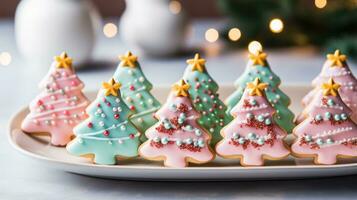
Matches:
[1,19,357,199]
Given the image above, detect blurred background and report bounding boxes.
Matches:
[0,0,356,69]
[0,0,356,87]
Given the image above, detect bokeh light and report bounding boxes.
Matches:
[315,0,327,9]
[205,28,219,43]
[228,28,242,41]
[169,1,182,14]
[0,52,12,66]
[103,23,118,38]
[269,18,284,33]
[248,41,263,54]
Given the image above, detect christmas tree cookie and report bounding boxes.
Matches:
[21,52,90,146]
[216,78,290,166]
[66,78,141,165]
[299,50,357,123]
[139,80,215,167]
[182,53,233,146]
[225,50,295,133]
[113,51,161,141]
[292,78,357,165]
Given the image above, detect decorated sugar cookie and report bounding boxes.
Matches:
[299,50,357,123]
[225,50,295,133]
[113,51,161,141]
[139,80,215,167]
[216,78,290,166]
[292,78,357,165]
[183,53,233,146]
[21,52,90,146]
[66,78,140,165]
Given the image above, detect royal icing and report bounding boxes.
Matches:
[300,50,357,123]
[225,50,295,133]
[21,52,89,146]
[183,53,233,146]
[217,78,290,166]
[292,79,357,165]
[139,80,214,167]
[66,79,140,165]
[113,51,161,141]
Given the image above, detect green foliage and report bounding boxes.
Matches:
[218,0,357,60]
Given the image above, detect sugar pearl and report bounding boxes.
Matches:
[185,138,193,144]
[99,121,105,127]
[246,113,254,119]
[326,138,334,144]
[176,140,182,146]
[233,133,239,139]
[304,135,312,142]
[248,133,256,140]
[316,138,324,145]
[257,138,265,145]
[148,99,154,105]
[161,137,169,144]
[238,137,246,144]
[257,115,265,122]
[153,136,160,142]
[195,129,202,136]
[198,140,205,147]
[139,77,145,82]
[315,114,322,121]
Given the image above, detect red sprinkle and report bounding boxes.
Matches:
[97,103,101,107]
[114,114,120,119]
[37,100,43,106]
[63,110,70,115]
[103,130,110,136]
[107,102,111,107]
[87,122,93,128]
[129,134,135,139]
[130,105,135,110]
[71,81,77,86]
[130,85,135,91]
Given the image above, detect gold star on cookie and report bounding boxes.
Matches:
[172,79,190,97]
[246,78,268,96]
[102,78,121,96]
[322,78,340,97]
[54,52,72,69]
[119,51,138,68]
[327,50,347,68]
[186,53,206,72]
[248,50,267,66]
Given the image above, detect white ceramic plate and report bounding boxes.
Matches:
[8,85,357,181]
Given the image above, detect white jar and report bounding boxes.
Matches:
[119,0,188,57]
[15,0,100,67]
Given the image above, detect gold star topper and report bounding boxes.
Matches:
[248,50,267,66]
[246,78,268,96]
[172,79,190,97]
[327,50,347,68]
[186,53,206,72]
[54,52,72,69]
[322,78,340,97]
[119,51,138,68]
[102,78,121,97]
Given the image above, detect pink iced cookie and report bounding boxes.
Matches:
[21,52,90,146]
[216,78,290,166]
[139,80,214,167]
[300,50,357,123]
[292,78,357,165]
